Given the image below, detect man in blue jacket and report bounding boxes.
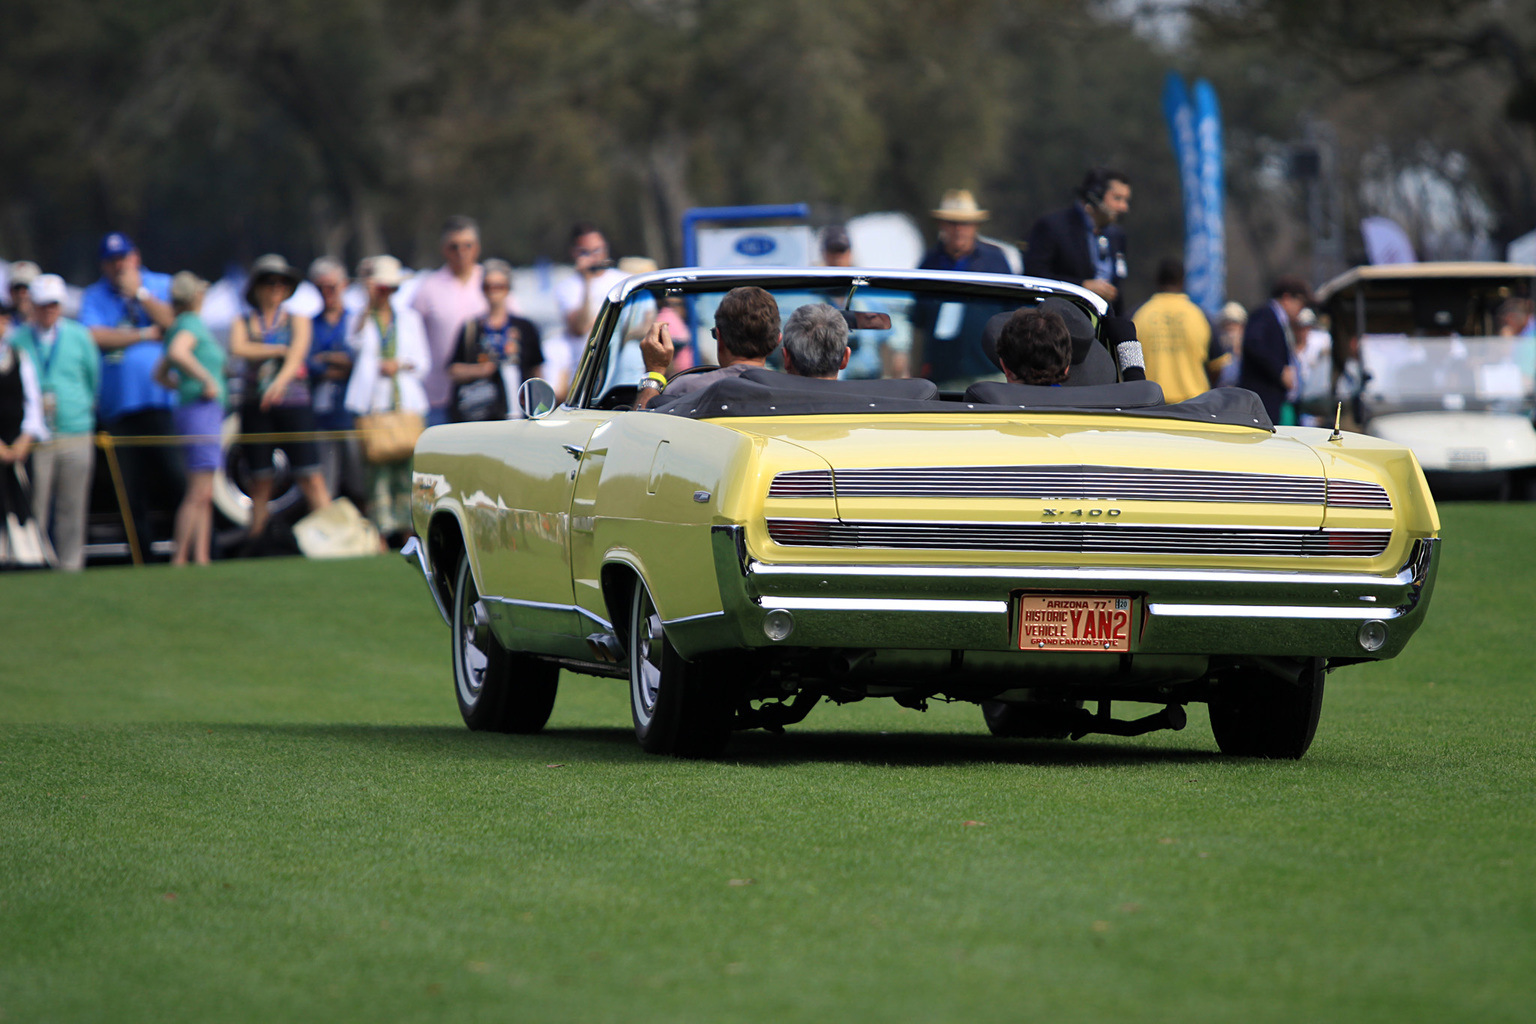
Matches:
[916,190,1013,384]
[917,189,1012,275]
[1024,168,1132,314]
[78,232,180,560]
[1238,275,1310,424]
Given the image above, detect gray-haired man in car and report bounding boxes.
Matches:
[780,303,850,380]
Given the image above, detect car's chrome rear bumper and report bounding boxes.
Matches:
[673,525,1440,661]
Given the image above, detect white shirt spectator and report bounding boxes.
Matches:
[553,266,627,383]
[345,302,431,416]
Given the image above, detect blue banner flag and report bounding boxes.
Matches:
[1162,73,1226,315]
[1192,78,1226,314]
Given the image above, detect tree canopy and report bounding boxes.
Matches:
[3,0,1535,306]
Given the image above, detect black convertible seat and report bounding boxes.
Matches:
[1064,341,1119,386]
[981,304,1121,388]
[654,375,1273,430]
[964,379,1166,408]
[739,367,939,400]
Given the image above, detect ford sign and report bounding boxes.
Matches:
[734,235,778,258]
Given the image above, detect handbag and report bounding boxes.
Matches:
[356,408,423,464]
[356,311,423,464]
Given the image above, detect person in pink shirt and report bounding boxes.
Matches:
[410,215,502,425]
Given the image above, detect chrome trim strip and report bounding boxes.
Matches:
[765,597,1009,614]
[765,517,1392,557]
[486,596,613,632]
[768,517,1351,533]
[612,266,1110,314]
[768,466,1392,508]
[1146,603,1403,620]
[400,537,451,626]
[750,562,1417,587]
[663,610,728,626]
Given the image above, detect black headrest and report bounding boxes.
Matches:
[982,296,1098,369]
[962,379,1166,409]
[740,367,938,400]
[1064,339,1119,387]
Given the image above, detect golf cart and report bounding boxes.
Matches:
[1317,262,1536,499]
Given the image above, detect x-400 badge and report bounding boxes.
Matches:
[1041,508,1122,518]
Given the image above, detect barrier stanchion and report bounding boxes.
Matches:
[95,431,144,567]
[93,425,408,566]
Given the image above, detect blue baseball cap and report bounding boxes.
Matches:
[98,232,136,260]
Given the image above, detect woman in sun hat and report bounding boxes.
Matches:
[154,271,225,565]
[227,253,330,540]
[344,255,428,545]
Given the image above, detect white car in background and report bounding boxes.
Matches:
[1318,262,1536,499]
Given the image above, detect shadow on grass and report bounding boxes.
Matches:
[210,721,1224,769]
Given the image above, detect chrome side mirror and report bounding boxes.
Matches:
[517,378,558,420]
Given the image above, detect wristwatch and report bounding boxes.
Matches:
[135,286,151,302]
[637,371,666,391]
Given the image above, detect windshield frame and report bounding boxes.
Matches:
[566,269,1110,409]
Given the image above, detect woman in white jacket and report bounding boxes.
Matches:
[344,255,429,543]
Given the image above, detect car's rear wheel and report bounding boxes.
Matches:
[451,555,559,732]
[981,698,1083,739]
[1208,657,1325,759]
[628,582,732,757]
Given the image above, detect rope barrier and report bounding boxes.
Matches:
[96,427,390,446]
[92,426,390,566]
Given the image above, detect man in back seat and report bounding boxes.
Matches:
[995,308,1072,385]
[781,303,850,379]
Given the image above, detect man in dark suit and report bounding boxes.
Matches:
[1238,276,1311,423]
[1023,168,1132,313]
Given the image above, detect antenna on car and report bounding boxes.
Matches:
[1328,402,1343,442]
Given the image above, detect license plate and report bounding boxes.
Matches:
[1016,594,1134,652]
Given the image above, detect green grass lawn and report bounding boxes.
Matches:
[2,505,1533,1022]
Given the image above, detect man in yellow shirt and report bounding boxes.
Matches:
[1132,258,1212,404]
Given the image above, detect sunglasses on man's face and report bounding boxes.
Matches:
[446,241,477,251]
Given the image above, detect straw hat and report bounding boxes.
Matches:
[617,256,659,275]
[1219,301,1248,325]
[931,189,990,223]
[364,254,404,287]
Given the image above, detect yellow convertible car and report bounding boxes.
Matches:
[403,268,1440,759]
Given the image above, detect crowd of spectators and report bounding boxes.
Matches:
[4,175,1426,570]
[0,215,569,568]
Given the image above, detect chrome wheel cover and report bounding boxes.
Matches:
[630,587,664,729]
[455,564,492,707]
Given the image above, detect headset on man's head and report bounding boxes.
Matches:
[1078,167,1127,211]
